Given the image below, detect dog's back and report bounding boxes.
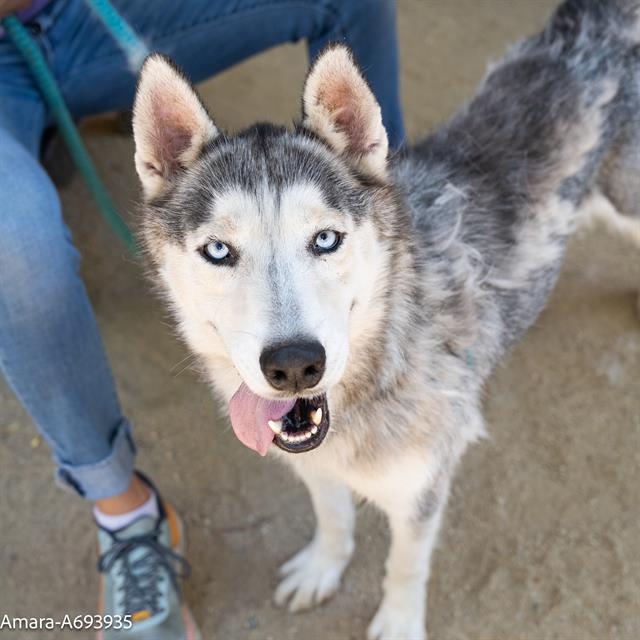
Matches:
[391,0,640,367]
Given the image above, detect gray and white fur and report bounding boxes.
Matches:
[131,1,640,638]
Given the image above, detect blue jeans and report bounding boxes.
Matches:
[0,0,404,499]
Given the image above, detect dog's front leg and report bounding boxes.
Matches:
[274,470,355,612]
[368,476,449,640]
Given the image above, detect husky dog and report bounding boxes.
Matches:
[131,1,640,637]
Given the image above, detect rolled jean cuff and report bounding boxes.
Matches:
[55,420,136,500]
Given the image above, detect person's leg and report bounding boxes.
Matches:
[0,21,199,639]
[43,0,404,146]
[0,46,136,502]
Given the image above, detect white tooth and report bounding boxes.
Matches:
[310,408,323,425]
[280,432,289,442]
[268,419,283,435]
[304,431,312,440]
[311,426,318,435]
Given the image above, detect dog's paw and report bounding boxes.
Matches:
[273,538,353,612]
[367,599,426,640]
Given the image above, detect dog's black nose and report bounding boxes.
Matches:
[260,340,326,393]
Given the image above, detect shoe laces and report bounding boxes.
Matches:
[98,529,191,617]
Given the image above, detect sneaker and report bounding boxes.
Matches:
[96,476,201,640]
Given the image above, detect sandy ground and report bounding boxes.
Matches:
[1,2,639,639]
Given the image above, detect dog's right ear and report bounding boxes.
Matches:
[302,45,389,179]
[133,55,218,200]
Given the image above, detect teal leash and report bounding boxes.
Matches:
[1,0,149,254]
[84,0,148,71]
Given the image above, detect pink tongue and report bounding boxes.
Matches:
[228,383,296,456]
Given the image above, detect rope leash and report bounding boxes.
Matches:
[1,0,149,254]
[84,0,148,72]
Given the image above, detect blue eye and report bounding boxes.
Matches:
[201,240,234,265]
[313,230,342,254]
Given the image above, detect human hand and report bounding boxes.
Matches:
[0,0,31,20]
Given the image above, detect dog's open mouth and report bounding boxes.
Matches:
[269,395,329,453]
[228,383,330,456]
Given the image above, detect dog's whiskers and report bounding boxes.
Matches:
[171,353,199,377]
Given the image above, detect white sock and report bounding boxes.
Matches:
[94,489,160,532]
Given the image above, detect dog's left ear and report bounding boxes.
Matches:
[133,54,218,200]
[302,45,388,179]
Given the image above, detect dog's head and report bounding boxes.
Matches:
[133,46,394,456]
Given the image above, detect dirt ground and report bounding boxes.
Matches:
[1,2,639,639]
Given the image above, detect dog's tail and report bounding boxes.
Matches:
[417,0,640,211]
[542,0,640,211]
[557,1,640,247]
[590,114,640,253]
[598,129,640,221]
[412,0,640,240]
[539,0,640,193]
[542,0,639,47]
[595,0,640,220]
